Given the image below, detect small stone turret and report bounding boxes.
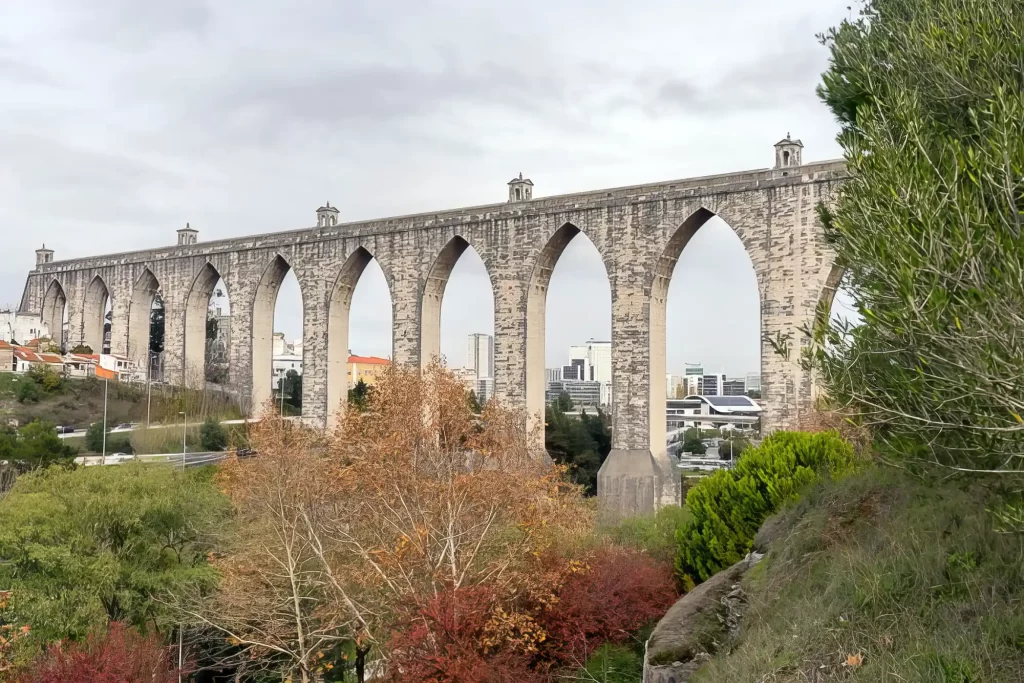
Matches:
[774,133,804,170]
[316,202,339,228]
[507,172,534,203]
[177,223,198,245]
[35,244,54,266]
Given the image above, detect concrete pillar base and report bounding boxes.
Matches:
[597,448,680,521]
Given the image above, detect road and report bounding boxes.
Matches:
[75,451,234,468]
[58,416,296,439]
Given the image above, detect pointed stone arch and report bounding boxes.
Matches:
[127,268,161,372]
[184,261,225,387]
[326,247,380,425]
[251,254,294,415]
[650,207,759,450]
[421,235,496,370]
[83,274,111,354]
[524,222,611,429]
[41,279,67,350]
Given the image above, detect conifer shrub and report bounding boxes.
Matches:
[675,431,857,584]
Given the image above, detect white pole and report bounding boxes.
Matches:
[101,378,108,466]
[146,355,152,428]
[178,624,183,683]
[180,411,186,472]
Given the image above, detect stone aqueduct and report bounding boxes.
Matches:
[18,137,846,513]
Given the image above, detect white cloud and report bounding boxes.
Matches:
[2,0,852,379]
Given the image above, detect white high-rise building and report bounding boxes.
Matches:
[569,339,612,405]
[467,333,494,380]
[546,367,562,384]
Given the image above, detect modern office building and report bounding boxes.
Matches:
[745,372,762,392]
[546,367,562,384]
[546,380,602,408]
[723,378,747,396]
[666,395,763,434]
[562,357,589,381]
[699,373,726,396]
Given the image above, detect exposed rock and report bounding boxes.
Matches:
[643,552,763,682]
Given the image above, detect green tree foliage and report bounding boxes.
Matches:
[27,365,63,393]
[680,434,706,456]
[199,418,227,451]
[0,464,229,642]
[675,431,857,584]
[84,423,131,455]
[15,380,41,404]
[282,369,302,410]
[149,294,164,354]
[85,422,105,453]
[467,390,483,414]
[554,391,573,413]
[805,0,1024,473]
[545,403,611,495]
[717,436,750,461]
[0,422,76,469]
[347,378,371,412]
[70,344,93,355]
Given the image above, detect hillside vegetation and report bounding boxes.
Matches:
[693,468,1024,681]
[0,374,242,430]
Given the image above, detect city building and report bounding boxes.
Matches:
[348,355,390,386]
[546,367,562,384]
[467,333,494,379]
[0,341,13,372]
[666,374,686,399]
[475,377,495,403]
[562,357,589,381]
[666,395,763,435]
[567,339,611,405]
[272,353,303,390]
[723,378,747,396]
[699,373,726,396]
[546,380,602,408]
[0,310,47,346]
[745,372,762,392]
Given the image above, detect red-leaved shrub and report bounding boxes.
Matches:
[18,622,182,683]
[386,585,543,683]
[538,546,678,667]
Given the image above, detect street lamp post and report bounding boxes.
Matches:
[101,378,109,466]
[179,411,186,472]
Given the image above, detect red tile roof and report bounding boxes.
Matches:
[13,348,42,363]
[0,341,12,350]
[348,355,391,365]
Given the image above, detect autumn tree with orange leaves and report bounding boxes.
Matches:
[194,363,592,682]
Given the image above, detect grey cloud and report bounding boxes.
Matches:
[651,47,827,115]
[68,0,213,47]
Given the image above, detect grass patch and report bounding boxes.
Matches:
[600,505,690,563]
[691,467,1024,682]
[573,643,643,683]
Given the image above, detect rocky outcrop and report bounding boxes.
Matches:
[642,552,763,683]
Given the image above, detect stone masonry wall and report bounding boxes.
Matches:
[19,158,846,514]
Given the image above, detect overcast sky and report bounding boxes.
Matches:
[1,0,856,378]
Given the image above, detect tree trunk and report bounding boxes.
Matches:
[355,645,371,683]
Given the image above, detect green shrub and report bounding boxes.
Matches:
[675,431,857,584]
[577,643,643,683]
[16,379,41,403]
[199,418,227,452]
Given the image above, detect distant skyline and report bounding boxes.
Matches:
[2,0,858,378]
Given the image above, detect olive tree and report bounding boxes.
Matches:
[796,0,1024,475]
